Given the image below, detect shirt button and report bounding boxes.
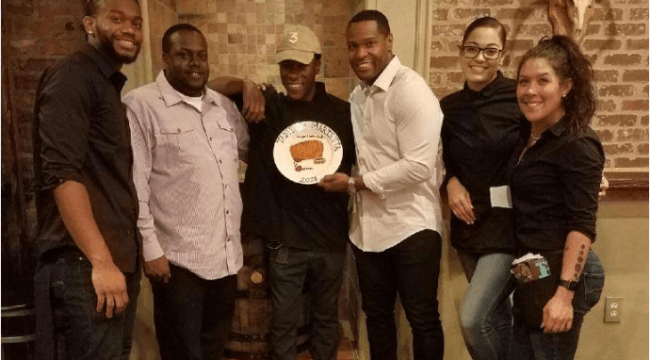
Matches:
[176,128,181,133]
[210,137,213,142]
[219,159,223,163]
[226,210,230,214]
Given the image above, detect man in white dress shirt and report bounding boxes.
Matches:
[318,10,445,360]
[123,24,248,360]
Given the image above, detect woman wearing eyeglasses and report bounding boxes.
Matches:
[439,17,520,360]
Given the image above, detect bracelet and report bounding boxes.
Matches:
[558,279,578,291]
[347,176,356,195]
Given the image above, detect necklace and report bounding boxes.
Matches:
[518,134,541,165]
[528,134,541,146]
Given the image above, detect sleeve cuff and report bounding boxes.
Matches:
[363,173,386,200]
[569,227,597,242]
[40,172,84,190]
[142,239,165,262]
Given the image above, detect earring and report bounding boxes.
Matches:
[562,94,566,98]
[88,31,94,35]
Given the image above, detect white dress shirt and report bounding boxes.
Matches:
[349,56,444,252]
[124,71,248,279]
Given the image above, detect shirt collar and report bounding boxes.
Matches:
[80,43,122,79]
[520,115,568,140]
[363,55,401,93]
[463,71,505,98]
[156,71,218,108]
[80,43,127,91]
[548,115,568,137]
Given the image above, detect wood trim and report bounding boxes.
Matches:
[602,171,649,201]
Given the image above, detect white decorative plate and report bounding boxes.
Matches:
[273,121,343,185]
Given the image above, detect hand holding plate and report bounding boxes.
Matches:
[317,173,349,192]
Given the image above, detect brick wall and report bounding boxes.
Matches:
[0,0,177,240]
[1,0,88,303]
[428,0,649,170]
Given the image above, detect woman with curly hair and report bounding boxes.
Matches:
[508,35,606,360]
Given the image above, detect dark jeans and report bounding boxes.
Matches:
[269,246,345,360]
[150,264,237,360]
[353,229,444,360]
[508,251,605,360]
[37,248,141,360]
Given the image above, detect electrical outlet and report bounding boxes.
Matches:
[604,297,623,323]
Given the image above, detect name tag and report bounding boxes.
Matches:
[490,185,512,209]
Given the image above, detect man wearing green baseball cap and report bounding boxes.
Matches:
[211,24,355,360]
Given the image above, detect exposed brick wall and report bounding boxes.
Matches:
[2,0,86,200]
[1,0,176,219]
[1,0,88,303]
[428,0,649,170]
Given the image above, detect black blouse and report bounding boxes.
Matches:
[440,72,521,253]
[508,117,605,252]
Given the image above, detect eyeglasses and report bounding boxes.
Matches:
[458,45,502,60]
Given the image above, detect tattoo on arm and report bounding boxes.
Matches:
[573,244,587,282]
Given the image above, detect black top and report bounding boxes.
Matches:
[508,117,605,253]
[440,72,521,253]
[241,82,355,253]
[32,44,140,272]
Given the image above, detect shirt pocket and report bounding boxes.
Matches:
[159,121,196,150]
[213,118,238,162]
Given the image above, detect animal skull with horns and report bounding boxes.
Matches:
[548,0,596,44]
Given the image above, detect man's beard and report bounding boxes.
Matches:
[97,30,141,65]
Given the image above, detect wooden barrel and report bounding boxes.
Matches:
[224,237,310,360]
[1,304,35,360]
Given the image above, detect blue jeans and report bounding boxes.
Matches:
[458,252,515,360]
[37,248,141,360]
[353,230,444,360]
[150,264,237,360]
[269,246,345,360]
[508,251,605,360]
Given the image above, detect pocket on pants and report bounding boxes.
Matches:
[574,251,605,314]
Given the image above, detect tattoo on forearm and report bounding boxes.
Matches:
[573,244,587,282]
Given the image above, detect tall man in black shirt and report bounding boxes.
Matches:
[32,0,143,359]
[211,25,355,360]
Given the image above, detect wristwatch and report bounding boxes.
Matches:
[558,279,579,291]
[347,176,356,195]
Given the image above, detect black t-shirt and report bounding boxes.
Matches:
[242,82,355,253]
[508,117,605,253]
[440,72,521,253]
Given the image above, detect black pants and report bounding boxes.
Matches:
[150,264,237,360]
[353,230,444,360]
[269,247,345,360]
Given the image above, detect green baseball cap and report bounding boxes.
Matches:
[276,24,322,65]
